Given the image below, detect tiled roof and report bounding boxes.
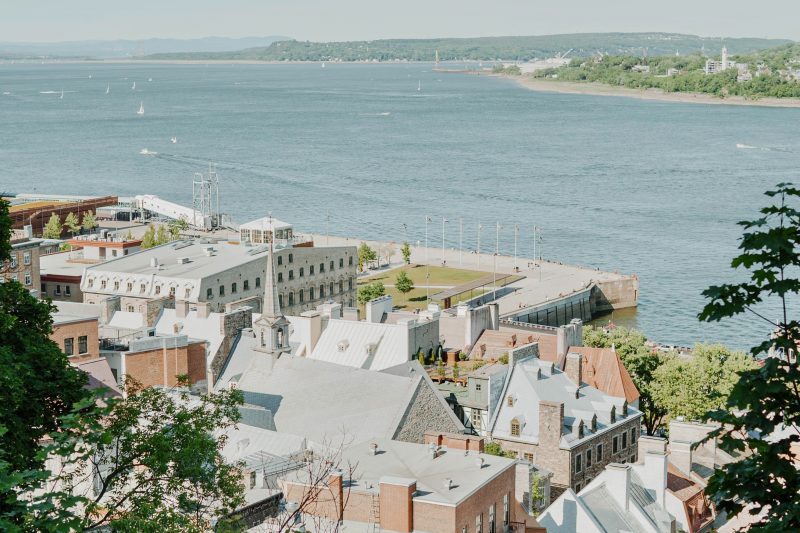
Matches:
[566,347,640,403]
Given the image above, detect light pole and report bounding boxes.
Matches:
[425,215,432,301]
[533,225,537,263]
[477,223,483,269]
[459,218,463,266]
[494,222,502,300]
[441,217,448,266]
[513,223,519,271]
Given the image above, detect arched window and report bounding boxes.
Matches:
[510,418,521,437]
[288,292,294,306]
[310,287,315,300]
[278,294,284,308]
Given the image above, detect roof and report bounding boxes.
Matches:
[566,347,640,403]
[666,462,704,502]
[73,357,122,397]
[214,337,448,445]
[468,361,508,379]
[52,301,102,325]
[155,308,225,362]
[287,438,516,506]
[308,319,413,370]
[469,328,559,362]
[239,217,292,231]
[40,252,89,279]
[490,356,641,449]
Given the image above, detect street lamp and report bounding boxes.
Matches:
[477,223,483,269]
[425,215,432,301]
[459,218,463,266]
[441,217,448,266]
[494,222,502,300]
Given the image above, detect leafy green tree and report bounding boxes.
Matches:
[436,360,445,378]
[170,217,189,240]
[697,183,800,530]
[452,361,459,379]
[583,325,670,435]
[81,211,97,232]
[0,200,10,260]
[418,349,426,366]
[395,270,414,294]
[357,281,385,304]
[530,473,544,516]
[484,441,516,458]
[42,212,62,239]
[141,225,157,249]
[156,224,170,246]
[357,242,377,272]
[401,241,411,265]
[63,212,80,236]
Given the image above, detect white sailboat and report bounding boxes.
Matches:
[321,62,326,68]
[59,89,64,99]
[105,84,110,95]
[170,136,178,144]
[417,80,421,92]
[137,102,144,115]
[131,81,136,90]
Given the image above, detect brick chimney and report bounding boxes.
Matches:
[565,352,582,385]
[196,301,211,319]
[379,477,416,533]
[329,471,344,523]
[175,299,189,318]
[538,400,564,447]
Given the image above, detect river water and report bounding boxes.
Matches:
[2,62,798,349]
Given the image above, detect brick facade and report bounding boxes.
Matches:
[121,339,206,388]
[52,318,100,362]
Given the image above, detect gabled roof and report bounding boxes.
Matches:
[489,356,640,449]
[73,357,122,397]
[566,346,640,403]
[308,319,411,370]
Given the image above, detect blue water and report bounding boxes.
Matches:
[1,62,798,349]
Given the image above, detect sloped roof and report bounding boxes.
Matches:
[155,308,224,364]
[215,336,445,445]
[74,357,122,397]
[308,319,411,370]
[468,328,559,362]
[566,346,640,403]
[666,462,704,502]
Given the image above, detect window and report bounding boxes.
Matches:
[575,483,582,493]
[127,305,134,312]
[9,254,17,268]
[65,285,71,296]
[299,289,304,303]
[288,253,293,264]
[219,285,225,297]
[575,453,582,473]
[23,251,31,265]
[349,256,353,266]
[114,281,120,291]
[319,262,325,273]
[299,267,304,278]
[348,278,353,290]
[338,280,343,293]
[475,383,482,391]
[78,336,88,354]
[232,282,237,294]
[476,512,482,533]
[139,283,145,294]
[244,280,250,291]
[87,278,94,288]
[489,504,496,533]
[288,270,294,280]
[278,256,283,266]
[330,260,334,271]
[523,452,534,462]
[597,443,603,462]
[168,286,175,297]
[503,494,509,526]
[56,285,62,295]
[278,294,283,307]
[41,283,47,294]
[507,396,513,407]
[586,447,592,467]
[471,409,481,430]
[127,282,133,292]
[613,436,619,454]
[309,265,315,275]
[329,282,334,295]
[278,272,283,283]
[309,287,315,300]
[631,428,637,446]
[23,272,31,285]
[255,277,261,288]
[207,288,213,299]
[185,287,191,298]
[339,258,344,268]
[622,432,628,450]
[155,285,161,295]
[319,285,325,298]
[288,292,294,306]
[64,338,74,356]
[100,280,107,289]
[510,418,520,437]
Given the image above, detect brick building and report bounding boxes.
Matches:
[1,238,40,293]
[489,352,642,498]
[40,252,85,302]
[101,333,206,388]
[52,305,101,362]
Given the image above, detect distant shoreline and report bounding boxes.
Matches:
[495,74,800,108]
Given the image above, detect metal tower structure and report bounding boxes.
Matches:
[192,162,220,229]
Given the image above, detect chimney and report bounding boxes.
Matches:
[538,400,564,447]
[196,301,210,319]
[175,299,189,318]
[670,440,693,475]
[565,352,583,385]
[488,303,500,330]
[637,435,667,461]
[379,477,416,533]
[556,326,568,358]
[643,451,668,508]
[604,463,631,510]
[329,471,344,523]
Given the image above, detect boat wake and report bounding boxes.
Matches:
[359,112,392,117]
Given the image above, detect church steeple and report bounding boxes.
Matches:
[254,232,290,355]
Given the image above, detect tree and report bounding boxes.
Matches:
[395,271,414,294]
[357,242,377,272]
[484,441,515,458]
[697,183,800,530]
[530,473,544,517]
[63,212,80,236]
[357,281,385,304]
[401,241,411,265]
[141,225,157,249]
[156,224,170,246]
[452,361,460,380]
[81,211,97,232]
[437,359,445,378]
[418,349,426,367]
[170,217,189,240]
[0,199,10,260]
[42,212,62,239]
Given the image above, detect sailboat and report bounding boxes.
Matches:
[131,81,136,90]
[137,102,144,115]
[321,62,326,68]
[417,80,421,92]
[59,89,64,99]
[105,84,110,95]
[170,136,177,144]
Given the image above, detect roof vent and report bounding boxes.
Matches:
[176,257,190,264]
[476,457,485,469]
[150,257,159,268]
[370,443,378,456]
[444,478,453,490]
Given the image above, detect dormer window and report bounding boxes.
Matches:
[622,401,628,417]
[578,420,585,439]
[591,415,597,432]
[337,340,349,352]
[610,405,616,424]
[510,418,521,437]
[507,395,514,407]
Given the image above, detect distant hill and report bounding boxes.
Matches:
[142,33,793,62]
[0,36,290,60]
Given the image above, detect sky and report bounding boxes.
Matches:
[2,0,798,43]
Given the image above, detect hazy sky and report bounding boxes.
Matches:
[2,0,797,43]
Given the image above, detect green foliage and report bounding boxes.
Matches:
[81,211,97,231]
[395,270,415,294]
[357,281,385,304]
[63,212,80,236]
[169,217,189,240]
[0,199,11,261]
[530,472,544,516]
[401,241,411,265]
[357,242,377,272]
[453,361,459,379]
[418,349,426,366]
[437,360,445,377]
[458,351,468,361]
[696,183,800,530]
[156,224,169,246]
[492,64,521,75]
[484,441,516,458]
[141,225,156,249]
[42,212,62,239]
[499,353,509,365]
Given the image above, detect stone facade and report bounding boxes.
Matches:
[41,274,83,302]
[2,239,40,293]
[393,379,464,443]
[209,306,254,382]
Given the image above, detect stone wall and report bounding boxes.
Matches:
[208,307,253,383]
[590,275,639,313]
[394,379,464,443]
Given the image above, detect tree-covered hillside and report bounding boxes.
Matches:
[143,33,790,62]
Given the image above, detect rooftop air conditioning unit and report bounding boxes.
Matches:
[176,257,190,264]
[150,257,159,268]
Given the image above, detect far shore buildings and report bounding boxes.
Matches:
[80,219,357,317]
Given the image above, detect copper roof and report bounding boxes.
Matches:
[564,346,640,403]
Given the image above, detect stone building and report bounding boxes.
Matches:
[488,352,643,499]
[2,237,40,293]
[80,237,357,317]
[40,252,86,302]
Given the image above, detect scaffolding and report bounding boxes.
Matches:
[192,163,220,229]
